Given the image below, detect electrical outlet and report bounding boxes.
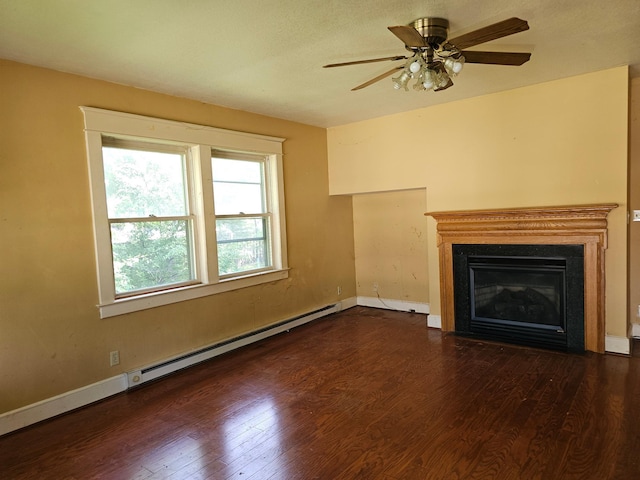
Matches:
[637,305,640,318]
[633,210,640,222]
[109,350,120,367]
[372,283,378,293]
[337,286,342,295]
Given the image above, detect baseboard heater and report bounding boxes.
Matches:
[127,302,342,388]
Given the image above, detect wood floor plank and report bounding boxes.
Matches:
[1,306,639,479]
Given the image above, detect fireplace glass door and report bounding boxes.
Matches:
[471,257,565,331]
[453,244,584,352]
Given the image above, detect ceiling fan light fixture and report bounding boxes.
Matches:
[392,70,412,90]
[395,55,453,93]
[409,58,422,73]
[413,67,428,91]
[433,68,454,91]
[392,41,464,93]
[434,65,452,89]
[421,69,436,90]
[444,55,465,75]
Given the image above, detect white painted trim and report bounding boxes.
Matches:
[605,335,631,355]
[356,296,430,315]
[631,323,640,338]
[0,375,127,437]
[355,297,438,327]
[339,296,358,310]
[79,106,285,152]
[427,314,442,329]
[0,303,343,436]
[99,269,289,318]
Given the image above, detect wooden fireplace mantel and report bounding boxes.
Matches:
[426,204,618,353]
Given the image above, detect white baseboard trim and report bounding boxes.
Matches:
[357,296,430,315]
[339,296,358,310]
[0,301,348,437]
[356,297,438,327]
[605,335,631,355]
[427,314,442,329]
[0,375,127,437]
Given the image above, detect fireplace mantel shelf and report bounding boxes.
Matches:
[426,204,618,353]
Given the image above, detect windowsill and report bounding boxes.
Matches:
[98,269,289,318]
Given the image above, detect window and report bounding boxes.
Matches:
[81,107,288,318]
[212,151,272,277]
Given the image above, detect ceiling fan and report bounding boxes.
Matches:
[323,17,531,92]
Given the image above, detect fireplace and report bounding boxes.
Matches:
[452,244,584,352]
[426,204,617,353]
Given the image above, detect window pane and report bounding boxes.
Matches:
[212,158,262,183]
[111,220,194,294]
[103,147,187,218]
[213,183,264,214]
[216,218,269,275]
[212,157,265,215]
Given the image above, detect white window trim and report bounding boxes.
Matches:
[80,107,289,318]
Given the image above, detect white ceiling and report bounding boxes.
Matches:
[1,0,639,128]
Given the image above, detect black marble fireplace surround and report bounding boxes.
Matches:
[452,244,585,352]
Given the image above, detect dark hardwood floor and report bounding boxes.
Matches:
[2,306,640,479]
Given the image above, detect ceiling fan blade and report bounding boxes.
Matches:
[448,17,529,49]
[323,55,407,68]
[388,25,426,47]
[462,51,531,66]
[352,66,403,91]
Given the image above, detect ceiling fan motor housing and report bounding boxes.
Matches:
[412,17,449,47]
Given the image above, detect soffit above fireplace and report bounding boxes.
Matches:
[426,204,618,353]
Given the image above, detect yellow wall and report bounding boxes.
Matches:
[0,60,356,414]
[353,189,428,302]
[629,77,640,328]
[328,67,629,338]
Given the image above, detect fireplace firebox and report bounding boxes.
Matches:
[453,244,585,352]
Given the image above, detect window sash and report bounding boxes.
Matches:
[212,152,268,217]
[102,139,191,219]
[101,140,199,296]
[211,151,275,278]
[110,217,198,297]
